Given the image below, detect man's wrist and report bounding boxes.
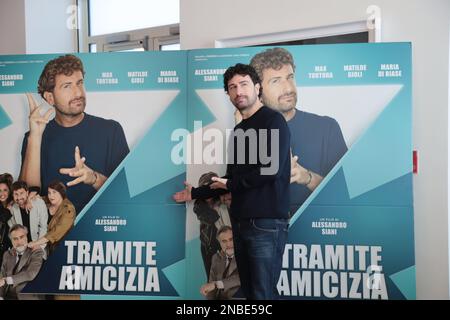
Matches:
[225,179,232,191]
[215,280,224,289]
[303,170,313,186]
[28,132,43,142]
[91,171,98,186]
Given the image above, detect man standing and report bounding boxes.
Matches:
[20,54,129,213]
[0,224,44,300]
[200,226,240,300]
[250,48,347,214]
[174,63,290,299]
[9,181,47,244]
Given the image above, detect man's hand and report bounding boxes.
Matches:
[210,177,228,190]
[26,93,53,138]
[25,191,39,211]
[290,155,310,185]
[291,155,323,190]
[27,241,41,252]
[200,282,216,296]
[59,146,97,187]
[0,278,5,288]
[173,182,193,202]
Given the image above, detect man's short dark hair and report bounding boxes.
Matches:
[223,63,262,98]
[12,180,28,192]
[9,224,29,237]
[38,54,85,98]
[250,47,296,81]
[217,225,233,239]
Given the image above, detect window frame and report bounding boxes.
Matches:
[77,0,180,52]
[214,20,380,48]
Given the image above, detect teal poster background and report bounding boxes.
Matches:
[0,42,414,299]
[0,51,188,298]
[185,43,414,300]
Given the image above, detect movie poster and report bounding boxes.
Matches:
[0,51,188,298]
[185,42,414,300]
[0,42,414,300]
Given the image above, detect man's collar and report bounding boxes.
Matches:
[220,250,234,259]
[10,248,27,256]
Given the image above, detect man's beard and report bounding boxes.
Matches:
[15,245,26,254]
[263,92,297,113]
[55,97,86,117]
[225,248,234,257]
[233,94,257,111]
[17,199,26,207]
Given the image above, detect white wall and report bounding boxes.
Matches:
[448,22,450,302]
[0,0,26,54]
[181,0,450,299]
[25,0,77,54]
[0,0,77,55]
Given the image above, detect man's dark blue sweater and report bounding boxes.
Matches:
[191,106,291,220]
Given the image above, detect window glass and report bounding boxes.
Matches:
[89,0,179,36]
[161,43,180,51]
